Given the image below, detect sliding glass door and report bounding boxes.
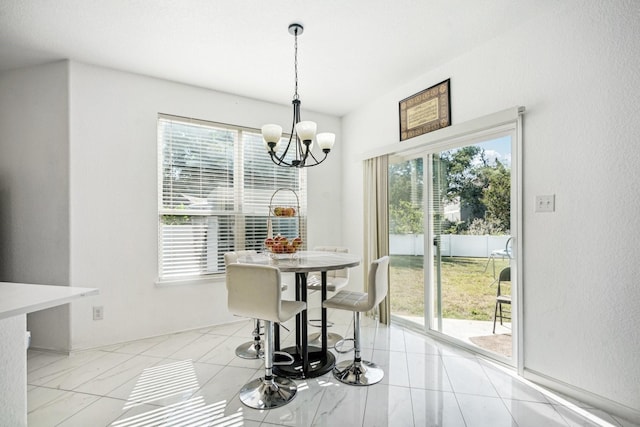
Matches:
[390,131,518,364]
[388,157,425,325]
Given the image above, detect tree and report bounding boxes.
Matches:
[437,146,489,223]
[389,159,424,234]
[437,146,510,235]
[390,200,423,234]
[389,146,510,236]
[482,161,510,232]
[389,159,423,207]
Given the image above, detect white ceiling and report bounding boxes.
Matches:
[0,0,559,116]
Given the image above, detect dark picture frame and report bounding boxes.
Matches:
[399,79,451,141]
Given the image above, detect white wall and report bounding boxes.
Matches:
[1,60,342,351]
[0,61,72,351]
[66,62,342,349]
[342,1,640,420]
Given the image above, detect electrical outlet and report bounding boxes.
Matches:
[93,306,104,321]
[535,195,555,213]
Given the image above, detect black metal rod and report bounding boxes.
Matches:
[321,271,328,356]
[301,272,309,374]
[295,272,301,352]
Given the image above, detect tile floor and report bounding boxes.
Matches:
[27,310,635,427]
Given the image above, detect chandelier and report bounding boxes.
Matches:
[261,23,335,168]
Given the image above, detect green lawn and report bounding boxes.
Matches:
[389,255,510,321]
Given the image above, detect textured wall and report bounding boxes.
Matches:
[342,0,640,418]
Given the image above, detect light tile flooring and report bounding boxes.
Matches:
[27,311,635,427]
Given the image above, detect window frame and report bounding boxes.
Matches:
[156,113,307,285]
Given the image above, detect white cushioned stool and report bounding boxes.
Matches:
[224,251,263,359]
[323,256,389,386]
[226,263,306,409]
[224,251,289,359]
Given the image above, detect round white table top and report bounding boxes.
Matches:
[237,250,361,273]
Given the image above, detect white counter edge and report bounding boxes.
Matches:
[0,282,99,320]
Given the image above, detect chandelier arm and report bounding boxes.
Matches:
[299,144,311,166]
[301,151,329,168]
[274,149,293,166]
[269,151,294,167]
[305,148,322,164]
[278,133,295,163]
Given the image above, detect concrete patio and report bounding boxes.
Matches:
[393,315,512,359]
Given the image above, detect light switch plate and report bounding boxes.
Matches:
[93,306,104,320]
[535,195,555,212]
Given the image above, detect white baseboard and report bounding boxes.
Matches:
[524,368,640,425]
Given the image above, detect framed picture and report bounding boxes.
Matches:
[399,79,451,141]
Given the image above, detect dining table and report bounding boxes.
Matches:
[237,250,361,379]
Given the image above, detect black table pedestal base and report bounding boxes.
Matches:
[273,345,335,379]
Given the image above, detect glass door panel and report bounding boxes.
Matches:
[431,136,513,360]
[388,157,425,327]
[389,133,515,363]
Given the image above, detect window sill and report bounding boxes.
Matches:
[155,275,225,287]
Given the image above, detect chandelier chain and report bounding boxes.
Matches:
[293,28,299,101]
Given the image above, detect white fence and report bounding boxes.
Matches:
[390,234,510,258]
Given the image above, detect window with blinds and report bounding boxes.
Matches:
[158,114,307,281]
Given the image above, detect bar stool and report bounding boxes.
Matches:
[307,246,350,347]
[226,263,306,409]
[224,251,263,359]
[224,251,290,359]
[323,256,389,386]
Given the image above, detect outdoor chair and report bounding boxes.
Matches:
[493,266,511,333]
[485,236,512,279]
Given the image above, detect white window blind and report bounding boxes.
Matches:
[158,114,307,281]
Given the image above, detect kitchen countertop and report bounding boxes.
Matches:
[0,282,99,320]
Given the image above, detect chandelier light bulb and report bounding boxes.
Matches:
[316,132,336,152]
[295,121,317,142]
[262,124,283,145]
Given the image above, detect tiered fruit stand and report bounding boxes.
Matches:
[265,188,303,255]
